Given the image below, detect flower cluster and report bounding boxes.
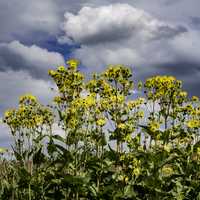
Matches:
[4,94,53,132]
[144,76,184,101]
[148,120,160,132]
[127,98,145,110]
[48,60,84,103]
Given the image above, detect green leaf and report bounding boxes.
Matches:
[33,147,45,165]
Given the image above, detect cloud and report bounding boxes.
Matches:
[0,0,93,44]
[0,123,12,148]
[60,4,186,45]
[170,30,200,64]
[59,4,187,69]
[0,70,55,114]
[0,41,65,79]
[0,0,60,42]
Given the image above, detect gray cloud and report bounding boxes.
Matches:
[0,70,55,114]
[0,0,60,42]
[0,123,13,149]
[190,16,200,30]
[0,41,65,79]
[0,0,92,44]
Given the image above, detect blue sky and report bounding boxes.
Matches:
[0,0,200,147]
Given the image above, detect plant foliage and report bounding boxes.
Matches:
[1,59,200,199]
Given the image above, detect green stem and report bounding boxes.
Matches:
[29,183,31,200]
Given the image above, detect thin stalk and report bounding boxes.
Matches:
[28,183,31,200]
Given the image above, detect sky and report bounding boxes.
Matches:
[0,0,200,148]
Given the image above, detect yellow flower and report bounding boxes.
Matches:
[133,167,140,176]
[57,65,65,72]
[67,59,79,70]
[124,176,129,183]
[53,96,62,104]
[19,94,37,104]
[161,165,173,177]
[179,91,187,98]
[138,98,145,104]
[4,110,13,118]
[137,111,144,118]
[118,123,126,129]
[110,95,125,103]
[192,96,199,102]
[68,118,77,128]
[127,98,144,109]
[132,158,140,166]
[149,121,160,132]
[187,119,199,128]
[96,118,106,126]
[48,69,56,76]
[100,99,111,109]
[127,100,136,109]
[35,116,43,125]
[74,72,84,81]
[4,109,16,121]
[84,95,96,107]
[164,144,171,153]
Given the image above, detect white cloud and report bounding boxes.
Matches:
[61,4,184,45]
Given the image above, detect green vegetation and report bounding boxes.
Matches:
[1,59,200,199]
